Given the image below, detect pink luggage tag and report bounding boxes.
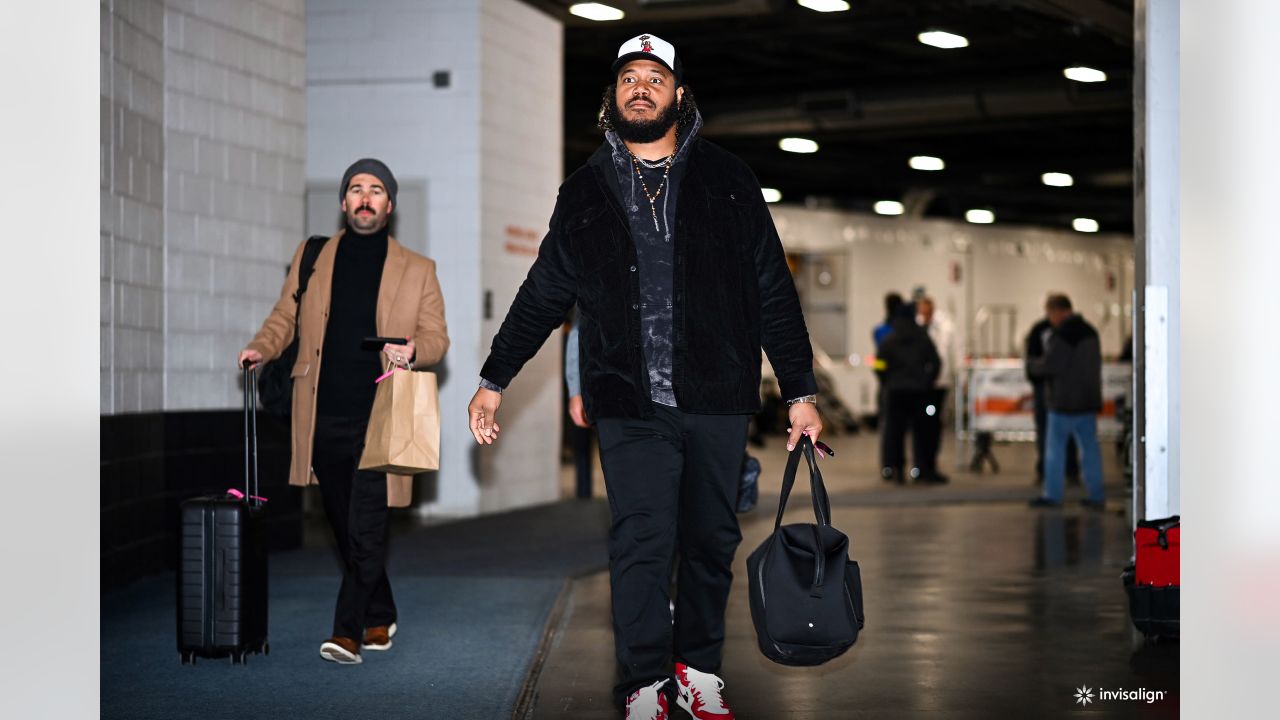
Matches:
[226,488,268,503]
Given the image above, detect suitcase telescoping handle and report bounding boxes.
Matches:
[242,365,260,507]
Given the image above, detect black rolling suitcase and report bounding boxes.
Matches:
[178,367,269,664]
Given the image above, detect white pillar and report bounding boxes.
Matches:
[1133,0,1179,520]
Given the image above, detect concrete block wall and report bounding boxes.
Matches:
[102,0,166,414]
[101,0,306,415]
[161,0,307,409]
[100,0,309,590]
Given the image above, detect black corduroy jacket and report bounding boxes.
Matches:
[481,138,817,420]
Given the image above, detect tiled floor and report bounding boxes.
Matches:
[533,433,1178,719]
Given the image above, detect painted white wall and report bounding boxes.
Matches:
[100,0,308,415]
[768,205,1134,415]
[306,0,562,517]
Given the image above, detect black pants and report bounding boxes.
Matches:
[881,388,932,476]
[313,414,397,640]
[1032,384,1079,478]
[572,425,594,499]
[595,405,750,707]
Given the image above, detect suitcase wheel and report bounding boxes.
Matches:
[262,641,270,656]
[180,650,194,665]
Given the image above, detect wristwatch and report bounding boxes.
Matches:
[787,394,818,406]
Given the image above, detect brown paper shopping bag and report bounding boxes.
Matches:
[358,366,440,474]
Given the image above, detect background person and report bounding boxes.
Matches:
[1025,300,1080,484]
[878,304,943,484]
[1027,294,1106,509]
[916,295,953,484]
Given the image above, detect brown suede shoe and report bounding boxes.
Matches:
[362,622,397,651]
[319,636,362,664]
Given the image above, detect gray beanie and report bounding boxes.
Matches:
[340,158,398,210]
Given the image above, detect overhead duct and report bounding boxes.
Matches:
[703,84,1129,137]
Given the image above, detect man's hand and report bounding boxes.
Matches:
[468,387,503,445]
[383,338,415,368]
[238,348,263,370]
[568,395,589,428]
[786,402,823,451]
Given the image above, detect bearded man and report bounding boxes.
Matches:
[467,35,820,719]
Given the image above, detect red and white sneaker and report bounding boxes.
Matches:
[674,663,735,719]
[626,679,671,720]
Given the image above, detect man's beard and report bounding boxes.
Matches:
[606,97,680,144]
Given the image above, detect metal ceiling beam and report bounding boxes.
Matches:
[700,85,1129,137]
[1004,0,1134,45]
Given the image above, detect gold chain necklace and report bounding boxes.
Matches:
[629,152,673,232]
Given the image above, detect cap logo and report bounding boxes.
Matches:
[639,35,654,53]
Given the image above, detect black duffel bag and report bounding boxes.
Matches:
[258,235,328,417]
[747,435,865,666]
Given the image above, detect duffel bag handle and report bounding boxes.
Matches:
[774,436,833,597]
[774,435,834,531]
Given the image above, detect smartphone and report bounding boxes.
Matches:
[361,336,410,350]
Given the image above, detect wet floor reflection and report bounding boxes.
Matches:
[533,502,1178,719]
[1034,511,1107,571]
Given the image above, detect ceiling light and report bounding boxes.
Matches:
[1073,218,1100,233]
[1063,66,1107,83]
[918,31,969,49]
[1042,172,1074,187]
[762,188,782,203]
[965,209,995,224]
[874,200,904,215]
[568,3,624,21]
[797,0,851,11]
[779,137,819,154]
[909,155,945,171]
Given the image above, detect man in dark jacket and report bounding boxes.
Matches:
[1025,304,1080,484]
[877,306,944,484]
[466,34,820,720]
[1027,294,1106,508]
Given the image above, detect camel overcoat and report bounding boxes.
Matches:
[247,230,449,507]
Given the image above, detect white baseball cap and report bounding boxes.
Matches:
[612,33,683,83]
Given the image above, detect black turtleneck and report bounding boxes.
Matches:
[316,225,388,417]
